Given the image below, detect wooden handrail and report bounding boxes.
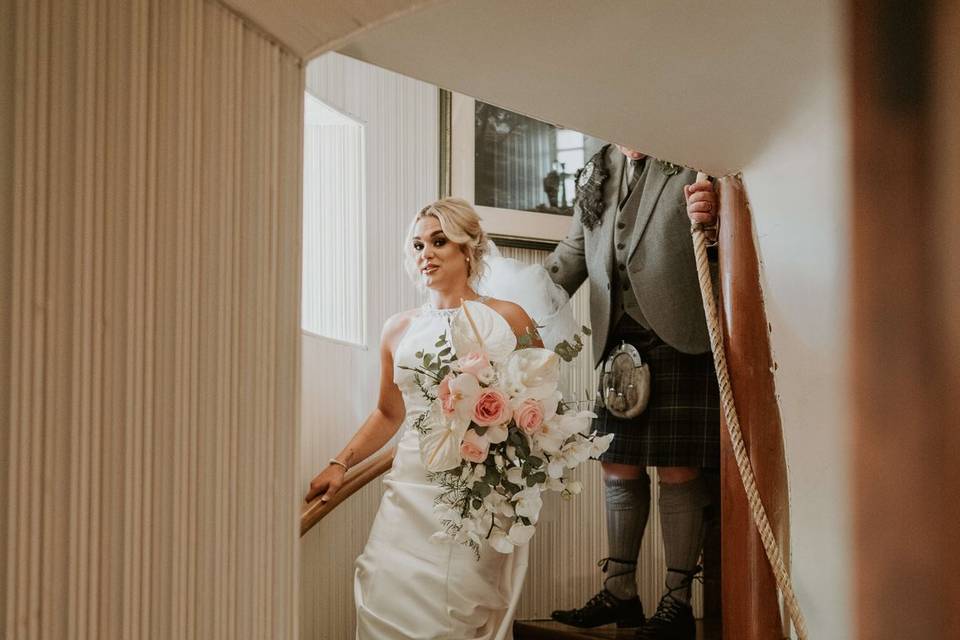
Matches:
[715,175,791,638]
[300,447,397,537]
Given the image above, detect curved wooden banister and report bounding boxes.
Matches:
[715,175,791,638]
[300,447,397,537]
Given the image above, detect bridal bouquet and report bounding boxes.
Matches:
[404,300,613,557]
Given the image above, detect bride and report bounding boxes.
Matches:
[305,197,565,639]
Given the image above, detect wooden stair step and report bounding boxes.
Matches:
[513,619,721,640]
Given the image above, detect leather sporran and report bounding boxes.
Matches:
[601,342,651,419]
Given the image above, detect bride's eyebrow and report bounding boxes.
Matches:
[412,231,446,241]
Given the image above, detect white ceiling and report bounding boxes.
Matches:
[224,0,840,176]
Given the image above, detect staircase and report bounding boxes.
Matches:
[514,619,721,639]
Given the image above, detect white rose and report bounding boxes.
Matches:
[501,348,560,400]
[506,467,524,486]
[565,480,583,495]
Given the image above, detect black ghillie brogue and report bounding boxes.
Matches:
[633,567,701,640]
[550,557,646,629]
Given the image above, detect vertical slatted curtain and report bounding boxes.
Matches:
[2,1,303,638]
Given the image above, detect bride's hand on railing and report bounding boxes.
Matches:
[305,463,346,503]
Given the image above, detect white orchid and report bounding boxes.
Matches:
[438,372,481,422]
[488,529,516,554]
[590,433,615,458]
[547,477,566,492]
[507,522,536,546]
[565,481,583,495]
[547,456,568,479]
[534,410,596,454]
[513,487,543,523]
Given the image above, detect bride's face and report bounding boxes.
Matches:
[411,216,470,290]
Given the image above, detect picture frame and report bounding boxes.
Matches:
[439,90,604,250]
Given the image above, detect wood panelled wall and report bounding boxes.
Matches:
[2,1,304,638]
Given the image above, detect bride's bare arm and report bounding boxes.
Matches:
[305,312,413,503]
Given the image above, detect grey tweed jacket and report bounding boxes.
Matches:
[545,146,711,366]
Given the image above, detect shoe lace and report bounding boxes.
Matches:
[582,589,615,610]
[597,556,637,592]
[645,566,702,626]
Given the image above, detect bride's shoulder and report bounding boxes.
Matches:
[381,308,421,350]
[483,298,535,337]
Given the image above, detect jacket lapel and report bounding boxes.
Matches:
[627,160,669,260]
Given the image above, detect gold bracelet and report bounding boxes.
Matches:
[328,458,348,472]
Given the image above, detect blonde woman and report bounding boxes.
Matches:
[306,198,557,639]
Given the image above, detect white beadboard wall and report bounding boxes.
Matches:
[299,52,439,640]
[2,1,303,638]
[299,55,699,638]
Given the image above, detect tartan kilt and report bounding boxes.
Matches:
[594,315,720,469]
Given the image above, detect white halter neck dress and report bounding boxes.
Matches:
[353,304,529,640]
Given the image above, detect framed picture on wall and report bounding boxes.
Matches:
[439,90,608,250]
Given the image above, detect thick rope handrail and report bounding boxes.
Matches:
[692,173,809,639]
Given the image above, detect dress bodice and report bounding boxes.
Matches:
[393,305,459,428]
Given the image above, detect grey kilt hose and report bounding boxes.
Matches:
[594,315,720,469]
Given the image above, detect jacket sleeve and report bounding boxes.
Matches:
[545,213,588,297]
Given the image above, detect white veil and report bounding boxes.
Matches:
[475,241,580,350]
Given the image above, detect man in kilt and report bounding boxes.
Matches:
[546,144,720,640]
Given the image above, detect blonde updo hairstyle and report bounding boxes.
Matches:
[403,197,489,288]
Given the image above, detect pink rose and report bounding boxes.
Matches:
[472,389,512,427]
[514,398,545,435]
[438,374,456,416]
[460,429,490,463]
[459,350,495,383]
